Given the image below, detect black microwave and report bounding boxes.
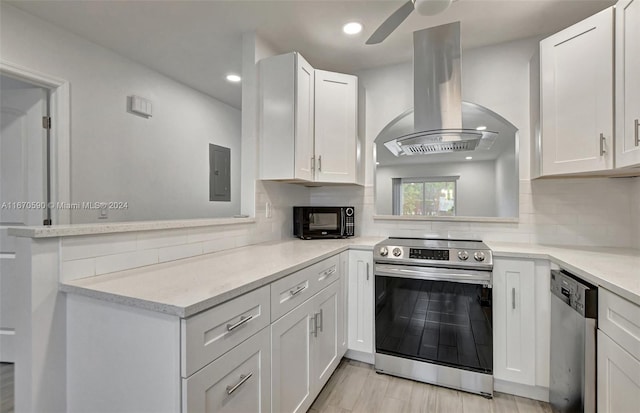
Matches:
[293,206,355,240]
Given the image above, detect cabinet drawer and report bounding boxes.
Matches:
[182,327,271,413]
[599,288,640,360]
[313,254,341,291]
[270,254,340,322]
[182,285,270,377]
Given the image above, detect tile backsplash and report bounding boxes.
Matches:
[60,180,309,281]
[310,177,638,249]
[60,176,639,281]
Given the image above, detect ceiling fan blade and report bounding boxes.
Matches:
[366,0,415,45]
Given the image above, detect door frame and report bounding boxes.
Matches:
[1,60,71,225]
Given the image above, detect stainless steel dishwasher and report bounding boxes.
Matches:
[549,269,597,413]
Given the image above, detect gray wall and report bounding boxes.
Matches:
[1,4,241,223]
[376,161,497,216]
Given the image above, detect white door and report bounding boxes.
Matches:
[294,54,315,181]
[314,70,357,183]
[312,281,340,394]
[493,258,536,385]
[347,250,373,354]
[0,86,47,362]
[615,0,640,168]
[271,297,314,413]
[597,330,640,413]
[540,7,614,175]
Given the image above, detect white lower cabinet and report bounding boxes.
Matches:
[493,258,550,400]
[347,250,373,358]
[271,294,315,413]
[597,330,640,413]
[183,327,271,413]
[338,251,349,356]
[598,288,640,413]
[271,280,341,413]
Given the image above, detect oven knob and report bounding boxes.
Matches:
[474,251,486,262]
[379,247,388,257]
[458,250,469,261]
[393,248,402,257]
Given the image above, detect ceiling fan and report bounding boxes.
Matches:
[366,0,454,45]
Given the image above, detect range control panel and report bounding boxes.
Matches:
[374,238,493,269]
[409,248,449,261]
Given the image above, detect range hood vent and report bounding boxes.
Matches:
[382,22,497,156]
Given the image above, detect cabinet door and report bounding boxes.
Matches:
[347,250,373,354]
[183,327,271,413]
[597,330,640,413]
[540,7,614,175]
[338,251,348,356]
[493,259,536,385]
[314,70,357,183]
[615,0,640,168]
[312,281,341,394]
[271,297,315,413]
[294,54,315,181]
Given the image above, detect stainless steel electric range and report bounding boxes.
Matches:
[373,238,494,397]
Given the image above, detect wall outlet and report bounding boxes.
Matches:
[265,202,272,219]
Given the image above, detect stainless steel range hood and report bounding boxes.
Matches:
[381,22,497,156]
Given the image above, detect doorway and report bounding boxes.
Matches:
[0,75,50,367]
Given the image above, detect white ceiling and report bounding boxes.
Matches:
[7,0,615,109]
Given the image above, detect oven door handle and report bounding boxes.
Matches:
[374,264,492,286]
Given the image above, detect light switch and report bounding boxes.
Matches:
[130,95,153,117]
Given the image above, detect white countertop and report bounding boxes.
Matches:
[61,237,640,318]
[60,237,384,317]
[486,242,640,306]
[8,216,255,238]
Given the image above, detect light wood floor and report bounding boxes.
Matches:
[0,363,14,413]
[309,359,552,413]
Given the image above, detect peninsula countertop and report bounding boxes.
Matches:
[61,237,640,317]
[60,237,384,317]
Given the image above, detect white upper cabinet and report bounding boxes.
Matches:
[540,7,614,175]
[314,70,358,183]
[615,0,640,168]
[259,52,314,181]
[258,53,359,184]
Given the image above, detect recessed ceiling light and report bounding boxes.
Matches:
[343,22,363,35]
[226,74,241,83]
[476,125,487,131]
[465,156,473,160]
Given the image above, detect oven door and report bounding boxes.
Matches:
[374,265,492,374]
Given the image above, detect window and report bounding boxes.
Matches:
[392,177,458,216]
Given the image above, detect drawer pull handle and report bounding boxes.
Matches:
[226,315,253,332]
[289,285,306,297]
[512,287,516,310]
[316,309,323,333]
[600,133,607,156]
[310,315,317,337]
[226,372,253,395]
[635,119,639,147]
[320,268,337,279]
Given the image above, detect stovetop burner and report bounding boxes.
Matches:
[374,237,493,270]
